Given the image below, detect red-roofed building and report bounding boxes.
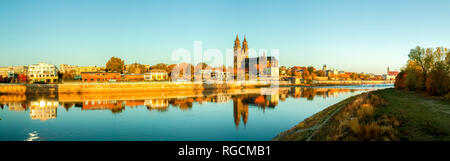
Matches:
[384,67,399,80]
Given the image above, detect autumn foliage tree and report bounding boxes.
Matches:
[106,57,125,73]
[396,46,450,96]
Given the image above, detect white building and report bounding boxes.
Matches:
[264,67,279,79]
[144,69,168,81]
[28,63,59,83]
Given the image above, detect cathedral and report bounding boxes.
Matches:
[233,35,279,80]
[233,35,248,80]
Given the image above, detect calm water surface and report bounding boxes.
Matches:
[0,84,393,141]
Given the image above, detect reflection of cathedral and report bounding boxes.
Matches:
[233,96,248,127]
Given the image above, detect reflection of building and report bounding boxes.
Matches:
[144,69,168,81]
[233,97,248,127]
[145,99,169,111]
[8,102,27,111]
[82,100,125,113]
[27,63,59,83]
[213,94,231,103]
[81,72,121,82]
[29,100,58,121]
[125,100,145,107]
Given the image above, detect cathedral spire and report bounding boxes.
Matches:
[234,34,241,52]
[242,35,248,53]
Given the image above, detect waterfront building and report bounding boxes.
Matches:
[144,69,168,81]
[264,67,279,79]
[198,70,231,81]
[123,74,145,81]
[76,66,101,76]
[384,66,399,80]
[233,35,279,80]
[81,72,121,82]
[60,64,78,74]
[0,67,8,77]
[27,63,59,83]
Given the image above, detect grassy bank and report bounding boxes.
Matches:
[273,88,450,141]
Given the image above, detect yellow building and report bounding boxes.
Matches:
[144,69,168,81]
[75,66,104,76]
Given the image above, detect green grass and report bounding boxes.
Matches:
[373,89,450,141]
[273,88,450,141]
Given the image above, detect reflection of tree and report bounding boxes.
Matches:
[63,102,74,111]
[170,98,194,111]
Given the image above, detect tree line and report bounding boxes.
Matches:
[395,46,450,98]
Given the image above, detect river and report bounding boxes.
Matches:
[0,84,393,141]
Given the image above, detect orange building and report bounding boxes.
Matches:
[81,72,121,82]
[123,74,144,82]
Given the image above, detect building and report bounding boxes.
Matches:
[233,35,248,80]
[144,69,168,81]
[81,72,121,82]
[0,67,8,77]
[76,66,102,76]
[264,67,279,78]
[60,64,78,74]
[7,66,28,77]
[233,35,279,80]
[198,70,231,81]
[384,66,399,80]
[27,63,59,83]
[123,74,145,81]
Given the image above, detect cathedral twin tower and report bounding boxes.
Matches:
[233,35,249,80]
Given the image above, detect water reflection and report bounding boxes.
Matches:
[0,86,389,125]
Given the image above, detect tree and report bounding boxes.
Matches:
[408,46,434,86]
[425,61,450,95]
[307,66,315,74]
[395,71,407,89]
[404,60,424,91]
[302,70,310,79]
[151,63,169,72]
[128,63,147,74]
[106,57,124,73]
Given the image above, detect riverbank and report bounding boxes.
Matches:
[0,80,394,94]
[273,88,450,141]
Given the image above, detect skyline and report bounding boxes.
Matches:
[1,0,450,74]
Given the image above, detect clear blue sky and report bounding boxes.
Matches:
[1,0,450,74]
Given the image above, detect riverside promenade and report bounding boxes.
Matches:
[0,80,394,94]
